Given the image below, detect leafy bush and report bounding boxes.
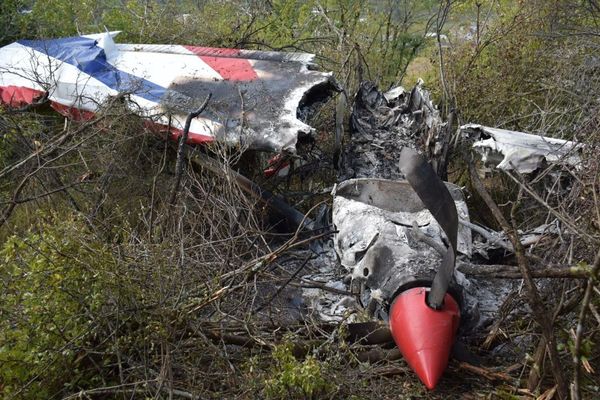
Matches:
[0,212,113,398]
[264,341,334,400]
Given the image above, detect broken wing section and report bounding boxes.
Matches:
[129,42,337,151]
[0,32,336,152]
[461,123,583,173]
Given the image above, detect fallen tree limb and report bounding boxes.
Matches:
[571,248,600,399]
[345,321,393,345]
[205,330,271,350]
[457,262,590,279]
[204,326,402,365]
[356,347,401,363]
[457,362,513,382]
[63,379,199,400]
[459,218,514,251]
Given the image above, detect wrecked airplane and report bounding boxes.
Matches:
[0,31,581,391]
[0,31,336,151]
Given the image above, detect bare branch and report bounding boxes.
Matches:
[169,93,211,205]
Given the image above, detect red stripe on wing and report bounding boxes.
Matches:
[0,85,45,107]
[184,45,258,81]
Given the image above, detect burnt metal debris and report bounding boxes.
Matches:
[331,177,471,311]
[303,83,584,333]
[310,81,480,330]
[342,80,447,181]
[302,82,565,342]
[314,81,476,388]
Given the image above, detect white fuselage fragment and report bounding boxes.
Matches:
[461,123,582,173]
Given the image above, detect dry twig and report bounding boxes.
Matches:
[469,160,568,399]
[170,93,211,205]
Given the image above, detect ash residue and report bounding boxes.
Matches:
[341,80,445,180]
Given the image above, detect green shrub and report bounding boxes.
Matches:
[0,212,113,399]
[264,341,333,400]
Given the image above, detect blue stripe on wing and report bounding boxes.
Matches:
[18,35,167,103]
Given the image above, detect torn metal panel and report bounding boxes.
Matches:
[0,32,336,152]
[461,123,583,173]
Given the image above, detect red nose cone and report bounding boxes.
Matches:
[389,287,460,390]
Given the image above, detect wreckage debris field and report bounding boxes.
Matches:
[1,2,599,399]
